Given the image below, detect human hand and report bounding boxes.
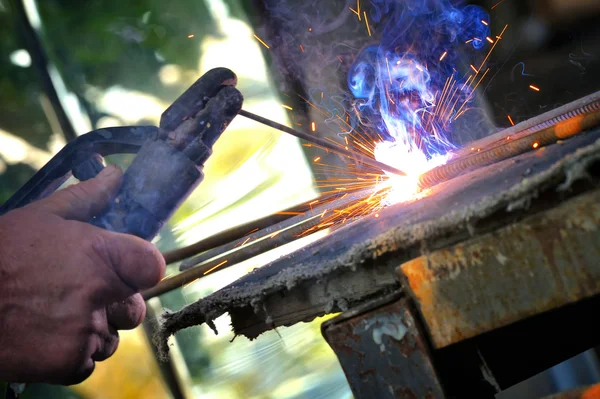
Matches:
[0,165,165,385]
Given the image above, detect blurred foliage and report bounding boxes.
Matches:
[0,5,53,148]
[0,0,346,398]
[36,0,215,106]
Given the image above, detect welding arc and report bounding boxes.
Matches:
[238,110,407,176]
[419,105,600,189]
[142,189,373,300]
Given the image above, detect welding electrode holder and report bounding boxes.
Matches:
[91,70,243,240]
[1,67,243,241]
[0,67,242,398]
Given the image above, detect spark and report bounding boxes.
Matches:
[507,115,515,126]
[314,156,321,163]
[532,142,539,149]
[348,0,361,20]
[337,56,344,63]
[311,121,316,132]
[465,39,474,44]
[470,64,478,73]
[374,213,380,218]
[439,51,448,61]
[282,104,293,110]
[253,34,270,49]
[187,34,195,38]
[300,44,305,52]
[481,20,489,26]
[183,278,198,289]
[203,260,228,276]
[491,0,507,9]
[486,37,494,44]
[506,136,511,140]
[308,27,312,32]
[529,84,540,92]
[276,211,303,215]
[364,12,371,36]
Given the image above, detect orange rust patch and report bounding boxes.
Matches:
[401,256,434,300]
[582,384,600,399]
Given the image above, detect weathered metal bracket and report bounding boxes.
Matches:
[322,293,446,399]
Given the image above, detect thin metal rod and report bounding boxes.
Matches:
[161,202,310,265]
[239,109,407,176]
[143,190,372,300]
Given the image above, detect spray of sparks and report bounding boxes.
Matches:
[277,5,506,240]
[186,3,513,280]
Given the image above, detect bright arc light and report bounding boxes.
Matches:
[374,140,449,205]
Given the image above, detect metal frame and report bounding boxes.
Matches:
[322,188,600,398]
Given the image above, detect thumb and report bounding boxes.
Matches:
[31,164,123,221]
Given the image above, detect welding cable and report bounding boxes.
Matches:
[143,189,373,300]
[418,106,600,189]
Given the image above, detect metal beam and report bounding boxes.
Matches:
[399,188,600,349]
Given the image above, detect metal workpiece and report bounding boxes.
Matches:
[419,100,600,188]
[452,90,600,159]
[399,187,600,349]
[322,294,446,399]
[157,127,600,351]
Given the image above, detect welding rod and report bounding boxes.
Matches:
[142,189,373,300]
[238,109,407,176]
[161,200,321,264]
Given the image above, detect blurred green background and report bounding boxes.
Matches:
[0,0,350,397]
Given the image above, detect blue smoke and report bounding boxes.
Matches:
[348,0,490,158]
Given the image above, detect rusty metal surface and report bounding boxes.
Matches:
[542,383,600,399]
[322,293,446,399]
[400,188,600,349]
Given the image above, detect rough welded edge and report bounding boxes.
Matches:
[156,138,600,359]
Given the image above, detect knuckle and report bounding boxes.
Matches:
[64,185,91,208]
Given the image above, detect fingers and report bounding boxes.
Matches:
[106,294,146,330]
[60,310,119,385]
[89,230,165,303]
[30,164,123,221]
[90,309,120,362]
